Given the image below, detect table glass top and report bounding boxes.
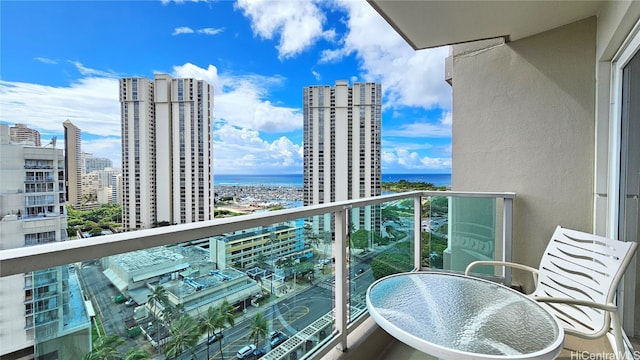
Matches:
[367,272,562,358]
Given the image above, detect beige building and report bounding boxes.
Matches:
[120,74,214,230]
[0,124,90,359]
[370,0,640,340]
[303,81,382,235]
[63,120,82,207]
[210,222,306,270]
[9,123,41,146]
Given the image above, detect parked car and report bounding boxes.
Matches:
[269,331,289,348]
[252,347,267,359]
[236,344,256,359]
[208,332,224,344]
[125,298,135,306]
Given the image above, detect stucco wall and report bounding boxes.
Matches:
[450,18,596,289]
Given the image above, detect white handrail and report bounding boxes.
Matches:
[0,190,514,277]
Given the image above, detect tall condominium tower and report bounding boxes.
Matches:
[63,120,82,206]
[303,80,382,234]
[10,123,41,146]
[119,74,214,230]
[0,125,90,359]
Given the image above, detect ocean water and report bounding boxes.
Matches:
[214,173,451,187]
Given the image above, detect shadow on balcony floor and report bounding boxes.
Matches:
[377,335,630,360]
[324,318,638,360]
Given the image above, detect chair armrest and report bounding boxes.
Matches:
[465,260,539,284]
[534,296,618,312]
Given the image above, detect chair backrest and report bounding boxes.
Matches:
[532,226,637,338]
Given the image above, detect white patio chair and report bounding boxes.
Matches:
[465,225,637,360]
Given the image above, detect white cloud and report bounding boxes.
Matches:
[385,111,452,138]
[173,26,195,35]
[69,61,121,78]
[161,0,210,4]
[82,137,122,166]
[236,0,332,59]
[173,27,224,36]
[311,70,321,81]
[382,148,451,171]
[325,1,451,110]
[213,123,302,174]
[35,57,57,64]
[0,77,120,137]
[198,27,224,35]
[172,63,302,133]
[0,62,303,174]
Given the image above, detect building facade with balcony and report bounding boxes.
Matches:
[210,222,305,270]
[303,81,382,236]
[9,124,41,147]
[367,0,640,354]
[82,153,113,174]
[120,74,214,230]
[0,124,90,359]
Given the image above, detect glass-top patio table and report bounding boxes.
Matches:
[366,272,564,360]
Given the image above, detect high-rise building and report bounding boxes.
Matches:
[119,74,214,230]
[0,124,90,359]
[9,123,41,146]
[83,153,113,174]
[303,80,382,235]
[63,120,82,206]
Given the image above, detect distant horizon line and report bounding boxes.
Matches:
[213,172,452,176]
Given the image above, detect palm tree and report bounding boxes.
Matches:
[216,300,236,360]
[124,348,151,360]
[147,285,169,351]
[84,334,125,360]
[164,314,201,360]
[162,303,185,328]
[199,305,223,360]
[248,313,268,351]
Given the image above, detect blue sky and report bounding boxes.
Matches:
[0,0,451,174]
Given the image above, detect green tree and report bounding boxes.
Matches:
[162,303,184,328]
[164,314,201,360]
[248,312,268,350]
[255,252,268,269]
[124,348,151,360]
[199,305,223,360]
[217,300,236,360]
[371,253,413,280]
[351,229,370,251]
[84,334,125,360]
[147,285,169,351]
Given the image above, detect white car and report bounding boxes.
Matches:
[236,344,256,359]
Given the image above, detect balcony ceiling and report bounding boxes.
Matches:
[367,0,604,50]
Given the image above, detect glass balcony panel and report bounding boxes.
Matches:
[0,191,514,360]
[348,199,415,323]
[423,196,502,275]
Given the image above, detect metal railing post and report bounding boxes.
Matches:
[414,194,422,270]
[335,206,349,351]
[503,197,514,286]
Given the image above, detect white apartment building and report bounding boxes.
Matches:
[119,74,214,230]
[82,153,112,174]
[63,120,82,207]
[0,124,90,359]
[303,81,382,234]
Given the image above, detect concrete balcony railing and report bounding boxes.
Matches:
[0,190,515,360]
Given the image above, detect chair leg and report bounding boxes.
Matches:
[610,311,630,360]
